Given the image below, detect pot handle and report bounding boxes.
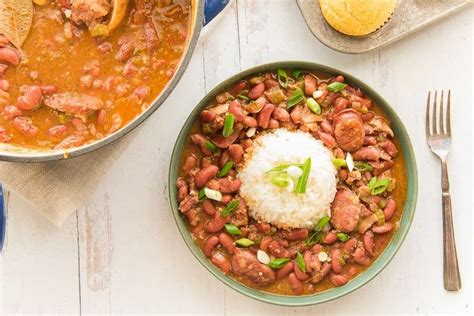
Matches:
[204,0,230,26]
[0,183,6,253]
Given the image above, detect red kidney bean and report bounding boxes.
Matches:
[304,74,317,96]
[364,231,375,256]
[334,97,349,113]
[2,105,21,120]
[330,274,349,286]
[373,160,394,176]
[97,41,113,54]
[0,126,12,142]
[264,78,279,89]
[47,125,68,137]
[372,223,394,234]
[323,231,337,244]
[320,119,333,134]
[115,39,134,62]
[242,116,258,128]
[331,249,343,273]
[272,107,290,122]
[206,179,220,191]
[268,118,279,129]
[133,86,150,102]
[194,165,219,188]
[303,250,313,273]
[200,110,216,123]
[204,236,219,257]
[256,222,271,234]
[257,103,275,128]
[335,75,345,82]
[205,212,227,233]
[353,247,371,266]
[317,130,337,148]
[338,169,348,182]
[40,85,57,96]
[268,240,287,258]
[364,136,377,146]
[211,252,231,273]
[0,47,20,65]
[384,198,396,221]
[288,272,304,295]
[282,228,309,241]
[182,155,197,174]
[312,262,331,284]
[248,82,265,99]
[219,232,236,254]
[380,139,398,157]
[352,146,380,161]
[228,144,244,163]
[275,261,294,280]
[260,236,273,252]
[294,262,310,281]
[0,79,9,91]
[71,118,87,131]
[202,199,217,216]
[55,134,85,149]
[212,127,241,148]
[230,80,247,95]
[228,100,245,122]
[176,178,188,201]
[217,178,241,193]
[277,239,289,248]
[219,150,229,168]
[16,86,43,111]
[343,238,357,254]
[221,194,233,204]
[12,116,38,136]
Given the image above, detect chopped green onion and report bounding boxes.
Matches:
[225,224,241,235]
[237,94,250,101]
[268,258,290,269]
[374,209,386,226]
[204,188,222,202]
[277,68,288,88]
[306,97,321,114]
[292,70,304,79]
[286,88,305,109]
[354,161,373,172]
[222,114,235,137]
[371,178,390,195]
[204,140,217,152]
[198,188,206,201]
[295,157,311,194]
[296,251,306,272]
[315,216,330,231]
[235,238,254,247]
[327,82,347,93]
[266,164,298,174]
[336,232,349,242]
[218,161,234,178]
[269,173,292,188]
[333,158,347,168]
[221,199,239,217]
[368,177,377,190]
[305,216,330,246]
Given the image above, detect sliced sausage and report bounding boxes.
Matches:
[330,188,361,233]
[231,249,275,285]
[333,109,365,152]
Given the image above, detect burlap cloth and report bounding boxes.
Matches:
[0,131,135,226]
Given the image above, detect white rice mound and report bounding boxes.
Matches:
[238,129,337,229]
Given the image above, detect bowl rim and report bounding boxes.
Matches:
[168,61,418,306]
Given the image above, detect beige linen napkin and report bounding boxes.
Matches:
[0,131,135,226]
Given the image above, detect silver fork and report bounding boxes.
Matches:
[425,90,461,291]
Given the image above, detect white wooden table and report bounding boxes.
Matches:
[1,1,472,314]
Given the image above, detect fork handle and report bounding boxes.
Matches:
[441,162,461,291]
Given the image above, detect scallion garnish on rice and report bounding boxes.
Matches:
[265,158,311,193]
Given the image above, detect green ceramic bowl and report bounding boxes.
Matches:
[168,61,418,306]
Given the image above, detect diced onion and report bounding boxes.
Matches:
[246,127,256,138]
[204,188,222,202]
[318,251,328,262]
[312,90,323,98]
[257,250,270,264]
[287,165,303,179]
[346,152,354,172]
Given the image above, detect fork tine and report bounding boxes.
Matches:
[425,91,431,136]
[439,90,444,134]
[432,90,438,134]
[447,90,451,135]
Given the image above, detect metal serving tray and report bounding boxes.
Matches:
[297,0,472,54]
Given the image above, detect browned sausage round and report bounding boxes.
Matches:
[231,249,275,285]
[204,236,219,257]
[333,109,365,152]
[194,165,219,188]
[331,189,361,233]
